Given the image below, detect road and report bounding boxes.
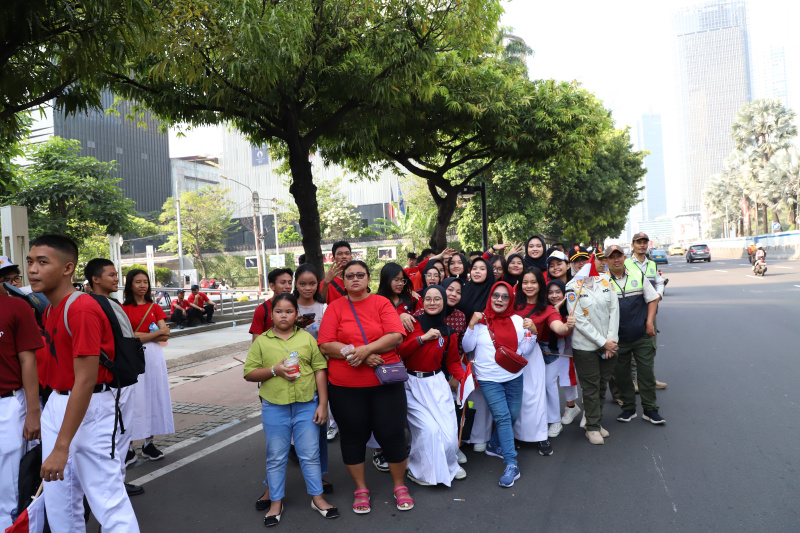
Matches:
[103,258,800,532]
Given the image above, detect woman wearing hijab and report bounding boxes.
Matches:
[524,235,548,273]
[457,257,496,316]
[546,279,582,427]
[462,281,535,488]
[505,253,525,290]
[421,260,444,289]
[397,285,466,487]
[446,253,469,281]
[413,278,466,356]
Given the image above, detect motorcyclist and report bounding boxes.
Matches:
[753,246,767,275]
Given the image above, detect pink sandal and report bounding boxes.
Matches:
[393,485,414,511]
[353,489,370,514]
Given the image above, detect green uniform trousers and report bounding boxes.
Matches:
[614,334,658,411]
[572,348,617,432]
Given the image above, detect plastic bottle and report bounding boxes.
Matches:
[285,351,301,377]
[232,321,237,331]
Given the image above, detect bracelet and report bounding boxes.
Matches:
[271,366,276,378]
[417,337,424,346]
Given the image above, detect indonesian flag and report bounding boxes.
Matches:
[5,492,45,533]
[457,362,476,405]
[573,263,592,282]
[588,254,601,277]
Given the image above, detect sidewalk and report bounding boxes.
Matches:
[162,325,253,369]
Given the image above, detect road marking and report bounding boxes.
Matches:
[739,264,750,266]
[714,270,728,273]
[746,275,764,280]
[692,266,700,269]
[794,285,800,289]
[646,446,677,513]
[774,266,792,269]
[128,423,262,486]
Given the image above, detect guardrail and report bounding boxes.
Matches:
[129,288,268,317]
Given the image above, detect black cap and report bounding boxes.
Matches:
[190,284,199,290]
[595,249,606,259]
[568,245,590,262]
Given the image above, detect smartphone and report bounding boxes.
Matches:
[302,313,316,320]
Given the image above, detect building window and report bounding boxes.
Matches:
[116,147,123,154]
[87,140,96,148]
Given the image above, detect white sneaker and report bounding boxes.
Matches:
[455,467,467,480]
[407,470,434,486]
[579,413,586,429]
[548,422,563,438]
[326,426,338,441]
[599,426,610,438]
[585,430,604,445]
[456,448,467,464]
[561,405,581,425]
[473,442,487,453]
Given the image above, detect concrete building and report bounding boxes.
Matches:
[637,114,668,221]
[171,156,221,196]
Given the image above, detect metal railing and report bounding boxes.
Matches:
[135,288,268,317]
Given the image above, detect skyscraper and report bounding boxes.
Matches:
[637,113,668,220]
[673,0,751,214]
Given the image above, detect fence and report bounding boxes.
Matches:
[704,230,800,260]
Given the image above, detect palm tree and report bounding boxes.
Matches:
[764,147,800,229]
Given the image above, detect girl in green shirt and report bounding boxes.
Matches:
[244,294,337,526]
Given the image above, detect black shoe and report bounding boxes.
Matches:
[125,447,137,467]
[311,500,339,519]
[642,409,666,425]
[617,409,637,422]
[141,442,165,461]
[372,451,389,472]
[322,480,333,494]
[288,445,299,464]
[537,440,553,456]
[264,504,283,527]
[125,483,145,496]
[206,320,215,324]
[255,495,271,511]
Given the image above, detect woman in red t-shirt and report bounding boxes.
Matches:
[318,260,412,514]
[121,269,175,462]
[512,267,574,450]
[376,263,418,333]
[397,285,465,487]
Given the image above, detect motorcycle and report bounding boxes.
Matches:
[658,270,669,296]
[753,258,767,276]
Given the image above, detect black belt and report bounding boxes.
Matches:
[1,389,19,398]
[55,384,112,396]
[410,369,442,379]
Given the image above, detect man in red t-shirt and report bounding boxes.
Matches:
[249,268,296,342]
[187,284,217,325]
[0,292,43,530]
[170,289,191,329]
[27,235,138,531]
[321,241,351,304]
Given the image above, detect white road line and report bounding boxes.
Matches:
[774,266,792,269]
[714,270,728,273]
[692,266,700,269]
[739,264,750,266]
[128,423,262,486]
[746,275,765,280]
[794,285,800,289]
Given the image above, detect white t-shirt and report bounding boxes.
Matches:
[462,315,535,383]
[298,301,327,339]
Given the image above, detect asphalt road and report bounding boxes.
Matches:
[108,258,800,532]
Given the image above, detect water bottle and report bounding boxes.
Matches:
[232,321,237,331]
[285,351,301,377]
[148,322,158,333]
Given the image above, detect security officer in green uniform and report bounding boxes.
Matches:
[605,245,666,425]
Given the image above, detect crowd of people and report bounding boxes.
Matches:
[0,231,668,531]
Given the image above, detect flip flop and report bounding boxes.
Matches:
[353,489,370,514]
[393,485,414,511]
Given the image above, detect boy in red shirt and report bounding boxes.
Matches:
[187,284,217,325]
[321,241,352,304]
[248,268,299,342]
[170,289,190,329]
[27,235,139,532]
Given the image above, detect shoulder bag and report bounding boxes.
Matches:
[486,319,528,374]
[346,297,408,385]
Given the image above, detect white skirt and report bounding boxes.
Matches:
[405,373,460,486]
[465,387,493,444]
[131,342,175,440]
[513,344,548,442]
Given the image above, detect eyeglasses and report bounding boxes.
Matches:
[423,297,443,304]
[2,275,21,284]
[391,278,407,285]
[425,272,440,279]
[344,272,367,280]
[491,292,510,301]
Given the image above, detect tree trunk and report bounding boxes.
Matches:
[762,203,769,234]
[428,188,458,251]
[287,140,324,274]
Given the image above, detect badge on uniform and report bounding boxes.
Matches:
[438,337,445,348]
[567,293,576,302]
[602,280,609,287]
[631,279,638,287]
[583,309,589,316]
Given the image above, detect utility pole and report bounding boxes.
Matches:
[220,174,264,293]
[175,181,185,284]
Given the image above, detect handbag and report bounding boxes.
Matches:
[346,297,408,385]
[486,320,528,374]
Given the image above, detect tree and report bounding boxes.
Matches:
[158,186,236,278]
[764,147,800,229]
[107,0,503,271]
[7,138,148,246]
[372,202,437,250]
[0,0,153,144]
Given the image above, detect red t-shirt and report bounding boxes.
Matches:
[318,295,406,387]
[325,277,347,305]
[513,303,562,343]
[122,302,167,334]
[187,292,210,307]
[170,298,190,313]
[397,322,464,380]
[43,293,115,390]
[0,295,45,395]
[249,300,273,336]
[389,296,417,317]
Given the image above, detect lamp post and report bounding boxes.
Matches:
[457,182,488,251]
[220,174,264,293]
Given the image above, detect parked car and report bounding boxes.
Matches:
[669,245,684,256]
[686,244,711,262]
[650,249,669,265]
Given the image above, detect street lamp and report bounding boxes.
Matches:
[458,182,488,251]
[220,174,264,293]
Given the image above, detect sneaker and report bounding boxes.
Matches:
[642,410,666,425]
[498,465,520,488]
[548,422,562,438]
[456,448,467,464]
[655,380,668,390]
[177,325,184,330]
[617,409,637,423]
[326,426,339,441]
[579,413,586,429]
[455,467,467,480]
[599,426,610,438]
[585,430,604,445]
[206,320,215,324]
[141,442,164,461]
[537,440,553,456]
[561,405,581,425]
[125,483,145,496]
[125,447,137,467]
[407,470,434,486]
[484,444,503,459]
[472,442,487,453]
[372,451,389,472]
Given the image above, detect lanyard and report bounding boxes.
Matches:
[611,274,627,297]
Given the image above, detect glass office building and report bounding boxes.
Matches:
[637,113,668,221]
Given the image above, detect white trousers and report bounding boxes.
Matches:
[41,391,140,533]
[0,389,26,529]
[405,374,460,486]
[544,361,561,424]
[466,387,493,444]
[115,386,135,477]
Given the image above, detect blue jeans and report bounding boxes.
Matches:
[260,398,323,500]
[478,376,524,466]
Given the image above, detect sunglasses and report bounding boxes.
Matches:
[491,292,510,301]
[344,272,367,280]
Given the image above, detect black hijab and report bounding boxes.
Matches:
[421,259,444,288]
[439,277,463,316]
[505,253,525,288]
[417,285,454,336]
[524,235,548,272]
[457,256,496,315]
[447,253,469,281]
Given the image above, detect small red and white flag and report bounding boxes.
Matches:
[458,362,476,405]
[5,491,45,533]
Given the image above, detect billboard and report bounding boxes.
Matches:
[251,145,269,166]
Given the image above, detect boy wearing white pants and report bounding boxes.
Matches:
[0,290,43,529]
[28,235,139,532]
